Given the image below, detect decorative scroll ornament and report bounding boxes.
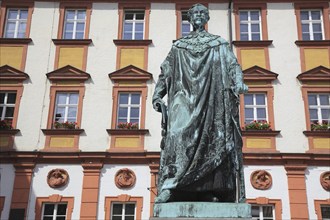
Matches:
[115,168,136,189]
[250,170,272,190]
[320,171,330,191]
[47,169,69,188]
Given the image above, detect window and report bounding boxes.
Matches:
[308,93,330,125]
[181,11,193,37]
[251,205,274,220]
[63,9,86,39]
[0,92,17,126]
[42,203,67,220]
[321,205,330,220]
[123,10,144,40]
[54,92,79,124]
[244,93,267,124]
[300,10,324,40]
[111,203,135,220]
[4,8,28,38]
[239,10,261,41]
[117,93,141,127]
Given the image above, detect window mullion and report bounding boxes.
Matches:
[14,12,20,38]
[53,204,57,220]
[127,94,132,122]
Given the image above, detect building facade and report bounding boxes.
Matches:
[0,0,329,219]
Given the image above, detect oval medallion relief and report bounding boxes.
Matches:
[47,168,69,188]
[115,168,136,189]
[250,170,272,190]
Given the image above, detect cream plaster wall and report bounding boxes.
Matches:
[0,164,15,220]
[146,3,176,151]
[27,164,83,220]
[79,3,118,151]
[15,2,59,151]
[306,166,330,220]
[244,165,291,220]
[98,165,151,219]
[208,3,229,40]
[267,3,308,153]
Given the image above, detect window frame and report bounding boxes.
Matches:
[0,86,23,129]
[117,92,142,127]
[247,197,282,220]
[111,202,136,220]
[3,8,28,38]
[234,3,268,41]
[35,195,74,220]
[104,194,143,220]
[307,93,330,125]
[118,3,150,40]
[41,203,68,220]
[57,2,92,40]
[239,9,262,41]
[0,1,33,38]
[243,92,269,124]
[315,199,330,220]
[251,204,275,220]
[62,9,87,40]
[294,2,330,41]
[123,10,145,40]
[300,9,324,41]
[53,92,79,124]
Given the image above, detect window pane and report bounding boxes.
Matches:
[123,33,132,40]
[240,24,248,32]
[119,94,129,104]
[18,22,26,32]
[308,94,317,105]
[320,95,330,105]
[250,11,260,21]
[43,217,53,220]
[251,24,260,32]
[321,109,329,120]
[68,107,77,118]
[300,11,309,20]
[5,107,14,117]
[262,206,273,217]
[75,32,84,39]
[239,11,248,21]
[64,32,73,39]
[118,118,127,124]
[7,93,17,104]
[5,22,16,32]
[124,23,133,31]
[112,217,122,220]
[256,108,266,119]
[135,13,144,20]
[57,204,67,215]
[0,107,3,116]
[313,23,322,32]
[182,24,191,34]
[69,94,78,104]
[66,10,75,19]
[135,23,144,32]
[302,33,310,40]
[76,23,85,31]
[44,204,55,215]
[20,10,28,19]
[256,94,265,105]
[55,217,65,220]
[125,216,134,220]
[135,33,143,40]
[125,13,134,20]
[125,204,135,215]
[321,206,330,218]
[244,94,253,105]
[244,108,253,119]
[309,109,318,120]
[118,107,128,117]
[251,206,260,217]
[313,33,322,40]
[251,34,260,40]
[240,34,248,40]
[130,108,140,118]
[64,23,74,32]
[55,107,65,118]
[0,93,4,104]
[311,11,321,20]
[130,118,139,124]
[57,93,67,104]
[131,94,140,104]
[302,24,309,32]
[113,204,123,215]
[8,10,18,19]
[77,10,86,19]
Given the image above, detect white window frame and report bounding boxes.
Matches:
[0,92,16,122]
[63,9,86,39]
[181,10,193,37]
[239,10,262,41]
[123,10,145,40]
[4,8,28,38]
[111,203,136,220]
[300,9,324,40]
[42,203,67,220]
[308,93,330,124]
[117,93,141,126]
[251,205,275,220]
[54,92,79,123]
[244,93,268,123]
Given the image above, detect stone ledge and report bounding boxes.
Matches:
[151,218,252,220]
[153,202,251,218]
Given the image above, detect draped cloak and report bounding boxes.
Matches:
[152,31,244,202]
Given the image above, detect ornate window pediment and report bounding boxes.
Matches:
[108,65,152,82]
[297,65,330,83]
[46,65,90,82]
[0,65,29,81]
[243,65,278,82]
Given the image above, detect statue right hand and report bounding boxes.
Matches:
[153,99,165,112]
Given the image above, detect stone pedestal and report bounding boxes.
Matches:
[151,202,251,220]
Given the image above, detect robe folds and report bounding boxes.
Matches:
[152,31,245,202]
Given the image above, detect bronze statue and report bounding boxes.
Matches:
[152,3,248,203]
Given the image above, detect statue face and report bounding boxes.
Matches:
[189,4,209,29]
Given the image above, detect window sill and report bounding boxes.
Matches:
[52,39,93,45]
[0,38,32,44]
[106,129,149,135]
[0,129,20,135]
[295,40,330,47]
[232,40,273,47]
[41,129,84,135]
[303,130,330,137]
[242,130,281,137]
[113,39,152,46]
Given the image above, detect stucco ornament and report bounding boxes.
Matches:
[152,3,248,203]
[115,168,136,189]
[250,170,272,190]
[47,169,69,188]
[320,171,330,191]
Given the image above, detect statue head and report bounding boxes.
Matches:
[187,4,210,30]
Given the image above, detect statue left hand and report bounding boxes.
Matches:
[235,83,248,94]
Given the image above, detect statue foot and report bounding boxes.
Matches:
[155,190,172,203]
